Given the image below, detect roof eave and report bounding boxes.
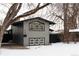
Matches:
[49,22,56,25]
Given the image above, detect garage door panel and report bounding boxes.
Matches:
[29,41,34,46]
[39,42,44,45]
[34,41,39,45]
[29,37,45,46]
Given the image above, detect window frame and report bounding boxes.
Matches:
[29,20,45,31]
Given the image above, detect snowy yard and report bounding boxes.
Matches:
[0,42,79,56]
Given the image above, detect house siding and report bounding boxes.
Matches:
[23,19,50,46]
[12,23,23,45]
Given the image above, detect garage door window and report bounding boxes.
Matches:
[29,37,45,46]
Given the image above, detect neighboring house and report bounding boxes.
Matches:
[11,17,55,46]
[2,29,13,43]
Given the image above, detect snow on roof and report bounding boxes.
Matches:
[13,17,56,26]
[50,31,62,34]
[50,30,63,34]
[50,29,79,34]
[69,29,79,32]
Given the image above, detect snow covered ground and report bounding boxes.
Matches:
[0,42,79,56]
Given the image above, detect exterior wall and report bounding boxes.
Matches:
[23,19,49,46]
[12,24,23,45]
[2,30,13,43]
[68,32,79,42]
[49,34,61,43]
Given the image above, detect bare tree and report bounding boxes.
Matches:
[63,3,79,43]
[0,3,50,47]
[50,3,79,43]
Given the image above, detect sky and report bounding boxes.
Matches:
[0,3,64,31]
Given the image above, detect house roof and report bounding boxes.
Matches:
[12,17,55,26]
[49,28,54,31]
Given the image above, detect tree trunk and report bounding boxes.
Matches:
[64,17,77,43]
[63,3,69,43]
[63,3,77,43]
[0,28,4,47]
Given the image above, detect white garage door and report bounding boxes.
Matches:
[29,37,45,46]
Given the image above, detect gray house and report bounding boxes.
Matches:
[12,17,55,46]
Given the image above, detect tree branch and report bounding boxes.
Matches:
[10,3,50,25]
[3,3,22,29]
[55,14,64,20]
[3,3,19,25]
[52,12,64,20]
[16,3,50,19]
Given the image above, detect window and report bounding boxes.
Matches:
[29,21,45,31]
